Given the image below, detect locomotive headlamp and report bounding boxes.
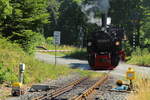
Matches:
[115,41,120,46]
[88,42,92,46]
[101,27,105,31]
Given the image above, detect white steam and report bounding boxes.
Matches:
[87,12,102,26]
[81,0,111,26]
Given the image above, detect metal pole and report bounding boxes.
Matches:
[55,44,56,66]
[130,80,133,90]
[19,72,24,84]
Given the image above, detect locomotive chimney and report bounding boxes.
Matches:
[101,13,107,29]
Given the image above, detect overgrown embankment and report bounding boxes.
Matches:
[127,48,150,66]
[0,37,71,84]
[0,37,101,84]
[0,37,90,84]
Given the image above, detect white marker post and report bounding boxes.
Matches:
[19,63,25,84]
[53,31,61,66]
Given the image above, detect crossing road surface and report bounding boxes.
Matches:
[35,52,150,78]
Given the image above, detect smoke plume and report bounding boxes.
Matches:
[81,0,110,26]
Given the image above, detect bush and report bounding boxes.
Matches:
[14,30,45,54]
[123,40,133,56]
[46,37,54,45]
[127,47,150,66]
[66,48,87,60]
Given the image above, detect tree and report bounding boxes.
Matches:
[44,0,60,37]
[57,0,87,45]
[110,0,144,47]
[0,0,12,20]
[0,0,49,53]
[140,0,150,49]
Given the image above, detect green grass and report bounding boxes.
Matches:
[127,48,150,66]
[41,44,87,60]
[0,37,70,84]
[0,36,101,84]
[65,48,87,60]
[0,36,104,99]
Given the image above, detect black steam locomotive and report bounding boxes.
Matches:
[87,14,125,70]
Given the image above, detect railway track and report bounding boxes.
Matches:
[32,74,109,100]
[32,77,88,100]
[71,75,108,100]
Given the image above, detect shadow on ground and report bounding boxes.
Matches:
[69,63,91,70]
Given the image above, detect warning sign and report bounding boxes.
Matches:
[53,31,61,45]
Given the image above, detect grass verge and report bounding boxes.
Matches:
[128,75,150,100]
[0,37,99,84]
[127,48,150,66]
[0,37,102,98]
[41,44,87,60]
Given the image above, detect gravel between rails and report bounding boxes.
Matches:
[7,73,82,100]
[52,78,99,100]
[92,76,129,100]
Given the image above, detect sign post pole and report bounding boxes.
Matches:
[55,43,56,65]
[53,31,61,66]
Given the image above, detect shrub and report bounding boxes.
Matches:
[127,47,150,66]
[46,37,54,45]
[14,30,45,54]
[123,40,132,56]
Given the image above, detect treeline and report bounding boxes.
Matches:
[0,0,150,54]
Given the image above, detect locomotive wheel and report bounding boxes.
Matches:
[111,55,119,66]
[88,54,95,66]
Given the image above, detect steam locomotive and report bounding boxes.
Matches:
[87,14,125,70]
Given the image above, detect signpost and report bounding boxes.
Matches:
[53,31,61,65]
[126,67,135,90]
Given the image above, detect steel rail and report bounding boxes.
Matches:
[70,74,108,100]
[32,77,88,100]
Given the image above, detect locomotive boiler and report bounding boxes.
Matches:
[87,14,125,70]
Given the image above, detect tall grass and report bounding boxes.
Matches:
[128,76,150,100]
[0,37,75,84]
[0,36,103,99]
[42,44,87,60]
[0,37,101,84]
[127,48,150,66]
